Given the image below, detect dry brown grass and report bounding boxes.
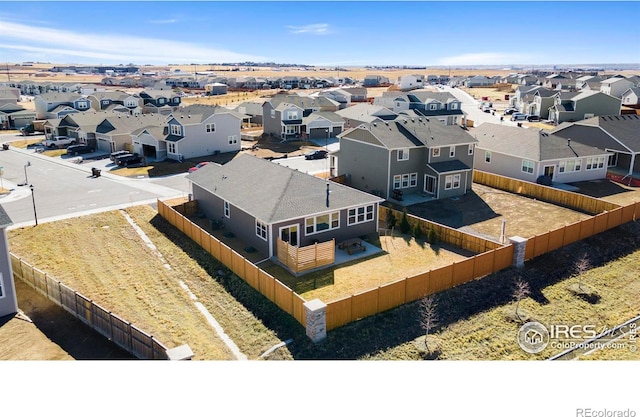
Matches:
[264,233,469,302]
[7,209,236,360]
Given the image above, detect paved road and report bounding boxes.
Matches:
[0,134,188,227]
[442,86,522,128]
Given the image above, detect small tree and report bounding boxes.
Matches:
[413,222,423,240]
[573,253,591,292]
[386,209,397,230]
[427,228,438,245]
[512,277,530,322]
[420,295,438,355]
[399,208,411,235]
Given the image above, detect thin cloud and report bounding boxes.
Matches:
[287,23,331,35]
[437,52,535,66]
[0,20,266,64]
[148,19,179,24]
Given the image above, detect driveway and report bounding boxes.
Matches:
[443,86,523,128]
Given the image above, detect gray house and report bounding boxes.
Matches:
[262,94,340,140]
[552,115,640,182]
[374,91,465,126]
[335,103,398,130]
[336,116,477,201]
[163,104,243,161]
[473,124,610,184]
[34,92,92,119]
[186,154,384,259]
[0,205,17,318]
[548,91,621,124]
[621,87,640,108]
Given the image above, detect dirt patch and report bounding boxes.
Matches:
[570,179,640,206]
[406,183,592,240]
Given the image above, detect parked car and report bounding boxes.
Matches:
[115,153,143,167]
[65,144,95,156]
[511,113,528,121]
[304,150,328,160]
[504,108,517,115]
[188,161,212,173]
[43,136,75,148]
[527,115,540,122]
[110,150,131,162]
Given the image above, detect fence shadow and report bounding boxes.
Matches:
[406,190,499,229]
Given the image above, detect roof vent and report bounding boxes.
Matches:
[384,121,389,126]
[373,122,377,127]
[567,138,571,146]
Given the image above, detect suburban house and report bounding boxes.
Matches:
[0,87,19,107]
[302,111,345,140]
[0,205,17,318]
[374,91,465,125]
[472,123,611,184]
[600,77,636,98]
[529,88,559,119]
[234,101,265,127]
[542,74,570,90]
[548,91,621,124]
[363,75,390,87]
[162,104,243,161]
[398,74,425,91]
[463,75,498,87]
[139,89,182,114]
[341,87,367,102]
[87,91,143,114]
[34,92,92,119]
[552,115,640,184]
[185,154,384,263]
[317,88,353,109]
[45,111,118,148]
[94,113,169,154]
[335,116,478,201]
[620,87,640,108]
[0,104,36,130]
[335,103,398,130]
[509,85,545,112]
[262,94,340,140]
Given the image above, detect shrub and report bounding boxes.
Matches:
[386,209,397,230]
[399,209,411,235]
[413,222,423,240]
[427,228,438,244]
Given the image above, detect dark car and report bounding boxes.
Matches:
[116,153,143,167]
[65,144,95,156]
[304,150,328,160]
[527,115,540,122]
[110,150,131,162]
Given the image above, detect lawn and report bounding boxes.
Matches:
[264,233,471,302]
[7,206,293,360]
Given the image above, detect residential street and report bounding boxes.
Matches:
[0,134,189,227]
[442,85,522,128]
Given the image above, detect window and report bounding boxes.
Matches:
[432,148,440,158]
[348,205,375,226]
[410,173,417,187]
[305,212,340,235]
[393,175,401,189]
[287,111,299,120]
[394,173,417,189]
[586,156,606,170]
[170,124,182,136]
[449,146,455,158]
[397,148,409,161]
[451,103,458,109]
[206,123,215,133]
[256,220,267,241]
[158,98,166,104]
[77,101,88,109]
[270,109,275,118]
[429,104,437,110]
[522,159,535,174]
[468,144,474,155]
[228,135,238,145]
[168,143,176,154]
[284,125,297,135]
[444,174,461,190]
[224,201,230,218]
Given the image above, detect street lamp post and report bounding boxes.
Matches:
[29,184,38,226]
[23,161,31,186]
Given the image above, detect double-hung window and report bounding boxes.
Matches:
[348,205,375,226]
[522,159,534,174]
[256,220,267,241]
[305,212,340,235]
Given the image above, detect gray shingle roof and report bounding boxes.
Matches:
[172,104,242,125]
[186,154,382,223]
[473,123,608,161]
[0,205,13,228]
[428,160,471,173]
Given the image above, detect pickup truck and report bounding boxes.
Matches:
[43,136,76,148]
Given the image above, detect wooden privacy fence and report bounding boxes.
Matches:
[380,206,503,253]
[11,254,168,359]
[157,199,307,328]
[473,170,620,214]
[325,244,515,331]
[524,201,640,261]
[277,238,335,274]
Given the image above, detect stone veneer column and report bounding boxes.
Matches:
[304,299,327,343]
[509,236,528,268]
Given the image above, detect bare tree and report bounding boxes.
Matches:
[573,253,591,292]
[420,295,438,355]
[512,277,530,321]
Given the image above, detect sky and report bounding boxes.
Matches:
[0,1,639,67]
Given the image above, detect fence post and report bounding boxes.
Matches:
[509,236,527,268]
[165,344,194,360]
[304,299,327,343]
